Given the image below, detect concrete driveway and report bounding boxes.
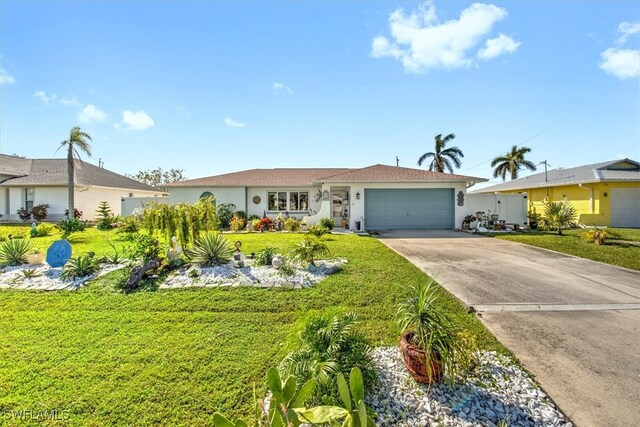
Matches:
[377,230,640,427]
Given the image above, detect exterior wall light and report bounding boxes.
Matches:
[356,191,360,200]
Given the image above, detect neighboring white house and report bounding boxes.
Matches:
[166,164,486,230]
[0,154,166,221]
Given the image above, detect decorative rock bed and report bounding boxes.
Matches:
[160,258,347,289]
[0,263,127,291]
[368,347,571,427]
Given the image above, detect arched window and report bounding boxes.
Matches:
[200,191,214,199]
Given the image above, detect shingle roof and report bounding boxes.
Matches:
[166,168,353,187]
[0,154,32,178]
[471,159,640,193]
[322,164,486,183]
[167,164,486,187]
[0,156,163,192]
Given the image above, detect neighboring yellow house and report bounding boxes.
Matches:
[470,159,640,228]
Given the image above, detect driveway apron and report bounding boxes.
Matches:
[377,230,640,427]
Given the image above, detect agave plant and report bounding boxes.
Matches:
[540,200,578,235]
[60,254,100,280]
[280,312,376,403]
[0,238,31,266]
[288,236,330,267]
[186,232,233,267]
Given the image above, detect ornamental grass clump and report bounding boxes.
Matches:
[186,232,233,267]
[280,312,376,404]
[288,236,330,267]
[0,238,31,266]
[60,254,100,280]
[254,246,277,266]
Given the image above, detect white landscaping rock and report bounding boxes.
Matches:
[160,259,347,289]
[0,263,127,291]
[368,347,572,427]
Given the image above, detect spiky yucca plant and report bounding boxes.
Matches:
[289,236,330,266]
[280,312,376,404]
[60,255,100,280]
[0,238,31,266]
[187,232,233,267]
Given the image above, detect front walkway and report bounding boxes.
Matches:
[377,230,640,427]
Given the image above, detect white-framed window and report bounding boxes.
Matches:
[25,188,34,211]
[267,191,309,212]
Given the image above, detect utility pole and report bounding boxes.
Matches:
[396,156,399,167]
[540,160,550,182]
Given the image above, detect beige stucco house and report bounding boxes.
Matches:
[167,164,486,230]
[0,154,165,221]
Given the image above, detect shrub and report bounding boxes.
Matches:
[229,216,246,232]
[234,210,247,220]
[289,236,330,266]
[16,208,31,222]
[217,203,236,229]
[0,238,31,266]
[540,200,578,235]
[256,217,273,232]
[59,217,87,234]
[248,214,260,221]
[117,216,141,234]
[251,219,261,231]
[284,217,303,232]
[130,234,161,262]
[64,207,83,219]
[254,246,277,266]
[186,232,233,267]
[581,226,618,245]
[60,254,100,280]
[280,312,376,404]
[31,204,49,221]
[35,222,58,237]
[277,259,296,277]
[319,217,335,230]
[307,225,328,237]
[96,201,114,230]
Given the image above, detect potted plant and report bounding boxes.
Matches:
[26,249,45,265]
[396,280,469,384]
[528,208,540,229]
[461,214,475,230]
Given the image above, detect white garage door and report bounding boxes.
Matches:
[610,188,640,228]
[364,189,454,230]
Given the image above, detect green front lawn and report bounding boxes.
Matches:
[0,229,505,426]
[492,228,640,271]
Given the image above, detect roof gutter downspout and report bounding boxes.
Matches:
[578,183,593,214]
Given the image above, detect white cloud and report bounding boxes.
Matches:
[273,81,292,93]
[617,20,640,45]
[60,96,82,107]
[477,33,520,60]
[224,117,246,128]
[78,104,107,124]
[0,67,15,85]
[599,48,640,79]
[371,1,518,72]
[34,90,57,104]
[122,110,155,130]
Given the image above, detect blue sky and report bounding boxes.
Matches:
[1,1,638,187]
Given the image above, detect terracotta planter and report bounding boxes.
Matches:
[26,252,45,265]
[400,331,443,384]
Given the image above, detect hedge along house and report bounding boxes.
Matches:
[166,164,486,230]
[470,158,640,228]
[0,154,165,221]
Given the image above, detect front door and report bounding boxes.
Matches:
[331,190,349,227]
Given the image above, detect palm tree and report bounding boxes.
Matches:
[417,133,464,173]
[541,200,578,235]
[58,126,92,216]
[491,145,537,181]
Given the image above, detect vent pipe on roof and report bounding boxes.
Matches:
[396,156,399,167]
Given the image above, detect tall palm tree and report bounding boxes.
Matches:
[58,126,92,216]
[491,145,537,181]
[417,133,464,173]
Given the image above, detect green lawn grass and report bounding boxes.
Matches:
[0,226,507,426]
[491,228,640,271]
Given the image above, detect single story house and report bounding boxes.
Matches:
[470,158,640,228]
[0,154,166,221]
[166,164,486,230]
